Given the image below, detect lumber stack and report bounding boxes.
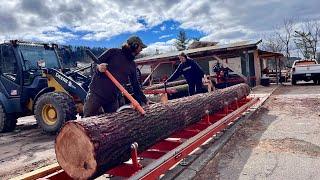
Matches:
[55,83,250,179]
[143,80,187,90]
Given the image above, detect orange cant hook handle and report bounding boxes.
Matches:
[104,70,146,115]
[85,49,146,115]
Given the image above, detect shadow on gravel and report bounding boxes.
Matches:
[195,101,278,180]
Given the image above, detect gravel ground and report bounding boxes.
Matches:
[0,117,56,179]
[194,83,320,180]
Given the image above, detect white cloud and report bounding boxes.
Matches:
[141,38,177,55]
[0,0,319,45]
[159,34,173,39]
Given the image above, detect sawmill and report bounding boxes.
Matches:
[2,1,320,179]
[13,80,262,179]
[10,40,282,179]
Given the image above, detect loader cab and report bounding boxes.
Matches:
[0,41,62,85]
[0,43,23,97]
[19,44,62,70]
[18,43,62,84]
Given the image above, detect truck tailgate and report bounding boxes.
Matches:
[294,64,320,74]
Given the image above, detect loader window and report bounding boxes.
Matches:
[0,45,18,82]
[19,46,60,70]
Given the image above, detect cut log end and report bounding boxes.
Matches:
[55,123,97,179]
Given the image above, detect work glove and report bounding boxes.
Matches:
[97,63,108,72]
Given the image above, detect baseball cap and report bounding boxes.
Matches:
[127,36,147,48]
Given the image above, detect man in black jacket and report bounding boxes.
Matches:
[165,52,205,96]
[83,36,148,117]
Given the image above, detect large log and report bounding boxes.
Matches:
[55,83,250,179]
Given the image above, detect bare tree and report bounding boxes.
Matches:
[294,30,313,59]
[294,20,320,59]
[276,18,295,60]
[304,20,319,59]
[260,32,285,69]
[261,32,284,53]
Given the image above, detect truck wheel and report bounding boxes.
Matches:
[291,78,297,85]
[0,104,17,133]
[312,79,317,85]
[35,92,77,134]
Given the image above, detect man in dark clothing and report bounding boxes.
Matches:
[213,61,223,74]
[165,52,205,96]
[83,36,148,117]
[223,66,231,79]
[213,61,223,83]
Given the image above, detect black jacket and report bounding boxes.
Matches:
[88,47,147,104]
[167,58,204,83]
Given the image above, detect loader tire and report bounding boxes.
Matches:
[35,92,77,134]
[0,103,17,133]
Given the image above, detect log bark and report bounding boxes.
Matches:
[55,83,250,179]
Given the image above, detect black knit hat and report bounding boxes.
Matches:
[127,36,147,48]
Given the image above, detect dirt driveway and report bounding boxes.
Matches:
[0,117,56,179]
[195,83,320,180]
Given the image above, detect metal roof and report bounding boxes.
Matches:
[258,49,284,58]
[135,40,262,65]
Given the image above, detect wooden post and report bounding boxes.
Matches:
[279,57,282,84]
[275,56,278,85]
[245,51,251,86]
[142,63,163,86]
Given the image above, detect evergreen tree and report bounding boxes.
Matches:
[57,45,107,66]
[174,30,189,51]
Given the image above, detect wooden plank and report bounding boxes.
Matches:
[11,163,61,180]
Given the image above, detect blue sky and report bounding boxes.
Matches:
[60,20,204,48]
[0,0,319,55]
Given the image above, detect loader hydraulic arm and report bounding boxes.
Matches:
[45,68,87,102]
